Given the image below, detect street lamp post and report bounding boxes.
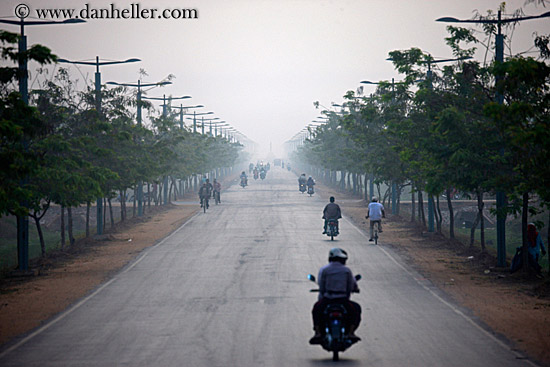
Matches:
[141,95,192,205]
[436,10,550,266]
[141,95,192,118]
[58,56,141,236]
[184,112,214,133]
[0,15,85,272]
[106,80,172,217]
[210,121,227,136]
[169,104,204,129]
[187,117,219,134]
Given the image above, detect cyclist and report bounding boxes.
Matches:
[198,181,211,209]
[322,196,341,234]
[365,197,385,241]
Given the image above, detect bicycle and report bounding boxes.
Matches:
[366,216,382,245]
[200,197,208,213]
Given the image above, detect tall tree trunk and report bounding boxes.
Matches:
[67,206,75,246]
[418,191,426,228]
[411,186,416,222]
[477,191,485,252]
[31,214,46,257]
[108,198,115,228]
[157,183,162,206]
[436,196,442,234]
[133,185,137,218]
[120,190,126,222]
[103,198,107,230]
[364,174,368,201]
[397,185,401,215]
[469,191,482,248]
[86,201,90,238]
[521,191,530,274]
[60,205,66,249]
[446,188,455,239]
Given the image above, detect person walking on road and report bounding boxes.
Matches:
[365,197,385,241]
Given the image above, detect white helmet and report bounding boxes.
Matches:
[329,248,348,260]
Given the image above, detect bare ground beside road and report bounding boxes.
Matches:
[0,203,199,346]
[1,180,549,366]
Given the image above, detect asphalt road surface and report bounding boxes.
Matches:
[0,167,537,366]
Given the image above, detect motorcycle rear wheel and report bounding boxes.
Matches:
[333,351,339,361]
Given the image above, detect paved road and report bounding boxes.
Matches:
[0,167,537,366]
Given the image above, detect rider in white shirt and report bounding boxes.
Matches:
[365,197,385,241]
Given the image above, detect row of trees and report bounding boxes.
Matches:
[292,22,549,268]
[0,30,245,258]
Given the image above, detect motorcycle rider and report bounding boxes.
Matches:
[298,173,307,191]
[310,248,361,344]
[322,196,341,234]
[307,176,315,192]
[365,197,385,241]
[240,171,248,186]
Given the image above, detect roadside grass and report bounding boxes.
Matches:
[0,216,69,271]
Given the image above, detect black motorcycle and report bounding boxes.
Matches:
[308,274,362,361]
[326,219,339,240]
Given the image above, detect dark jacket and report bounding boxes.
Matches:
[199,185,211,198]
[323,203,341,220]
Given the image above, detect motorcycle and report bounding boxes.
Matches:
[260,171,266,180]
[299,183,306,193]
[307,185,314,196]
[326,219,339,240]
[240,177,247,188]
[308,273,362,361]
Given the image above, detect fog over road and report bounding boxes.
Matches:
[0,167,536,366]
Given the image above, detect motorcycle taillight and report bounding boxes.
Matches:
[330,312,342,318]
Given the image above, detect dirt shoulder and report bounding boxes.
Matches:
[317,183,550,366]
[0,202,199,346]
[1,179,549,366]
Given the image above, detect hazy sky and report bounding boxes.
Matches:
[1,0,549,157]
